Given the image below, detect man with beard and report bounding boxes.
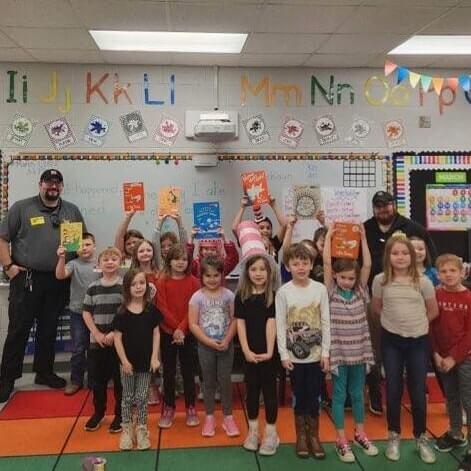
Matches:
[0,169,85,402]
[363,191,436,416]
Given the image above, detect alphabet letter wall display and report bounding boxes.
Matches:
[113,73,132,104]
[241,75,301,106]
[86,72,109,104]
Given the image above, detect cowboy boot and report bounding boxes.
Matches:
[294,415,309,458]
[305,415,326,459]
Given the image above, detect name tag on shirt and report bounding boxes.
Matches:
[30,216,45,226]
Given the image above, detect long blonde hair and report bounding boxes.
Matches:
[382,234,420,286]
[238,255,274,307]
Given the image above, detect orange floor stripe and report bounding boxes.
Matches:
[0,417,75,457]
[423,402,449,437]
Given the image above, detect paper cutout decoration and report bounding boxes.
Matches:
[155,115,180,146]
[331,222,361,260]
[279,117,304,148]
[242,114,270,145]
[314,115,339,146]
[83,115,110,147]
[123,182,145,212]
[293,185,321,220]
[6,113,35,147]
[120,110,148,142]
[44,117,76,150]
[241,170,270,206]
[384,60,398,77]
[193,202,221,239]
[383,119,407,148]
[60,222,83,252]
[158,186,181,217]
[345,117,370,145]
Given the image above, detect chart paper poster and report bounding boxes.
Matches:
[426,184,471,231]
[322,187,368,226]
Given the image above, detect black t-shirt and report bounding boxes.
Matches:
[113,304,162,372]
[234,293,275,354]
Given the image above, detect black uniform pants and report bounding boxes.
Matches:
[0,270,67,381]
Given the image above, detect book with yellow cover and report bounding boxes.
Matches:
[60,222,83,252]
[331,222,361,260]
[158,186,181,217]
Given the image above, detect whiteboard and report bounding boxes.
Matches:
[6,156,388,250]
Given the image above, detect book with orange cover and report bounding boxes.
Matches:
[241,170,270,206]
[331,222,361,259]
[123,182,145,212]
[158,186,181,217]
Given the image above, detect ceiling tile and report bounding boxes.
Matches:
[0,0,80,27]
[244,33,329,54]
[363,0,460,6]
[420,8,471,34]
[318,33,408,54]
[71,0,169,30]
[28,49,104,63]
[240,53,310,66]
[0,29,18,48]
[0,47,35,62]
[304,53,378,67]
[426,56,471,68]
[3,27,97,50]
[101,50,174,65]
[337,6,448,34]
[168,3,260,32]
[255,5,356,33]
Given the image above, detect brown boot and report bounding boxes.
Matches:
[305,415,326,459]
[294,415,309,458]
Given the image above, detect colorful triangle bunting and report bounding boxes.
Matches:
[384,60,398,77]
[432,77,444,95]
[459,74,471,92]
[420,75,433,92]
[447,77,459,92]
[409,72,421,88]
[397,67,409,84]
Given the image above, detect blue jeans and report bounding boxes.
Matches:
[381,328,429,438]
[69,310,89,386]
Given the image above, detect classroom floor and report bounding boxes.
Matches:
[0,378,467,471]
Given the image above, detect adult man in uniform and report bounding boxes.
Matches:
[0,169,85,402]
[363,190,436,415]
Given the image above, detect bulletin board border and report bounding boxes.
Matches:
[393,151,471,218]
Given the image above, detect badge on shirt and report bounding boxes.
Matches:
[30,216,45,226]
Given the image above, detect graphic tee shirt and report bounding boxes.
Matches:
[189,288,235,341]
[113,304,162,372]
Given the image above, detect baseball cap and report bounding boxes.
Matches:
[372,191,394,206]
[40,169,63,183]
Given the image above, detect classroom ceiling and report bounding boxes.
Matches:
[0,0,471,68]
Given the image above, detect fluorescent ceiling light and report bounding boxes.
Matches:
[90,31,247,53]
[389,35,471,55]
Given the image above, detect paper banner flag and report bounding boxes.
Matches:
[459,74,471,92]
[397,67,409,84]
[447,77,459,92]
[384,60,398,77]
[420,75,433,92]
[409,71,421,88]
[432,77,444,95]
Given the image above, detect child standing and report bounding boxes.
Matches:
[276,243,330,459]
[154,213,188,270]
[189,256,239,437]
[113,269,162,450]
[56,232,100,395]
[114,211,144,268]
[410,236,440,286]
[82,247,124,433]
[371,234,439,464]
[323,225,378,462]
[236,239,279,455]
[156,245,200,428]
[431,254,471,471]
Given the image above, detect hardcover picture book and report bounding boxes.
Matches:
[193,202,221,239]
[331,222,361,260]
[60,222,83,252]
[241,170,270,206]
[123,182,145,212]
[158,186,181,217]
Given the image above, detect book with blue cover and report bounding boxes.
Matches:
[193,202,221,239]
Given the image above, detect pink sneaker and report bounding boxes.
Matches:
[186,406,200,427]
[158,405,175,429]
[202,415,216,437]
[222,415,240,437]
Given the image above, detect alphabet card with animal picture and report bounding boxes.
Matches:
[120,110,148,142]
[158,186,181,217]
[44,117,76,150]
[331,222,361,260]
[241,170,270,206]
[123,182,145,212]
[383,119,407,148]
[60,222,83,252]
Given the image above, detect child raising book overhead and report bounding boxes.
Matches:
[323,224,377,463]
[113,269,162,451]
[276,243,330,460]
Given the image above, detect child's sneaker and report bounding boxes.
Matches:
[259,430,279,456]
[336,439,355,463]
[222,415,240,437]
[243,428,259,451]
[159,405,175,429]
[202,415,216,437]
[148,384,160,405]
[458,452,471,471]
[416,433,436,464]
[186,406,200,427]
[119,423,133,450]
[435,431,468,452]
[136,425,151,450]
[84,414,103,431]
[109,416,123,433]
[385,431,400,461]
[354,432,379,456]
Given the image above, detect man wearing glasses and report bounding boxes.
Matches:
[0,169,85,402]
[363,191,437,417]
